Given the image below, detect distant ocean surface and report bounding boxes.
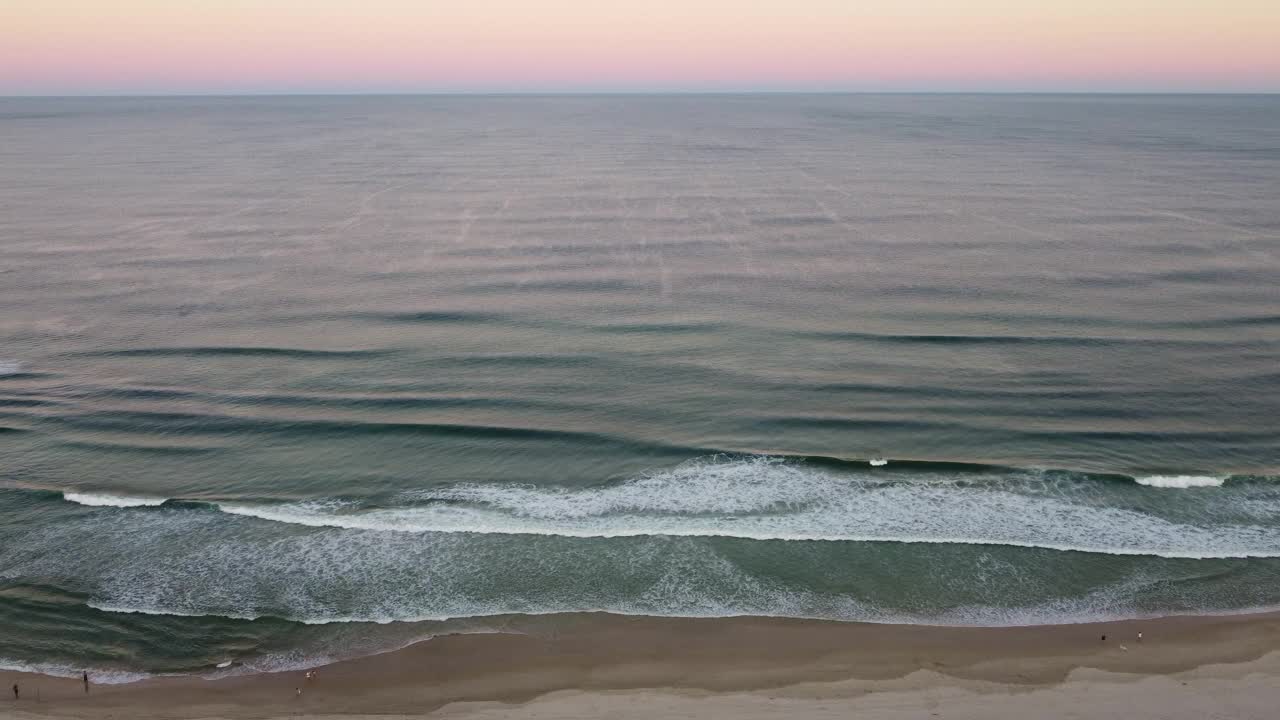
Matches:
[1,94,1278,681]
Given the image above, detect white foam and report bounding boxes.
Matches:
[0,658,150,685]
[64,492,168,508]
[89,602,260,621]
[81,590,1280,631]
[869,458,889,466]
[0,360,22,376]
[1135,475,1226,489]
[8,457,1273,636]
[214,457,1277,559]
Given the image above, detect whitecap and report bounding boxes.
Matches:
[64,492,168,508]
[1134,475,1226,489]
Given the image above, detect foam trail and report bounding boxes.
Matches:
[88,603,260,621]
[213,501,1280,558]
[1135,475,1226,488]
[0,360,22,376]
[0,658,150,685]
[213,457,1280,559]
[64,492,168,508]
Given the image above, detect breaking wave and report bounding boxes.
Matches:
[204,457,1279,559]
[63,492,168,508]
[3,456,1276,637]
[1135,475,1227,489]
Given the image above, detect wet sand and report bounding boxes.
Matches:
[3,611,1279,719]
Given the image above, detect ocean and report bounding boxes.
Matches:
[0,94,1277,680]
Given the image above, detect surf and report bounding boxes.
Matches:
[1135,475,1227,488]
[63,492,168,508]
[42,456,1280,559]
[186,456,1280,559]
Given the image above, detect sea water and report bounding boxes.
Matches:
[1,94,1277,678]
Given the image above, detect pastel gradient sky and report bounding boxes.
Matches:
[3,0,1278,94]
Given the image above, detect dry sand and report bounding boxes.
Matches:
[3,611,1278,719]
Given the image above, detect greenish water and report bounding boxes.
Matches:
[1,94,1278,681]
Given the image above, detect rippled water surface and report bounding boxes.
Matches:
[1,94,1278,678]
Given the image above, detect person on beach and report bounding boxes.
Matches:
[11,683,16,700]
[83,671,89,693]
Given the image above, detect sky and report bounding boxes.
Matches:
[2,0,1278,95]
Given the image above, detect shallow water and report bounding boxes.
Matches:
[1,94,1278,678]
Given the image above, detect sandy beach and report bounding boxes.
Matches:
[3,611,1278,719]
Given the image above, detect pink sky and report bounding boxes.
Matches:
[3,0,1278,94]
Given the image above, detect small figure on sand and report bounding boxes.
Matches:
[1100,634,1106,642]
[83,671,89,693]
[295,687,302,698]
[11,683,17,700]
[1137,631,1143,642]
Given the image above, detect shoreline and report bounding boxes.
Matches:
[4,610,1280,718]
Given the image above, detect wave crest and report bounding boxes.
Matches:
[64,492,168,508]
[1135,475,1226,489]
